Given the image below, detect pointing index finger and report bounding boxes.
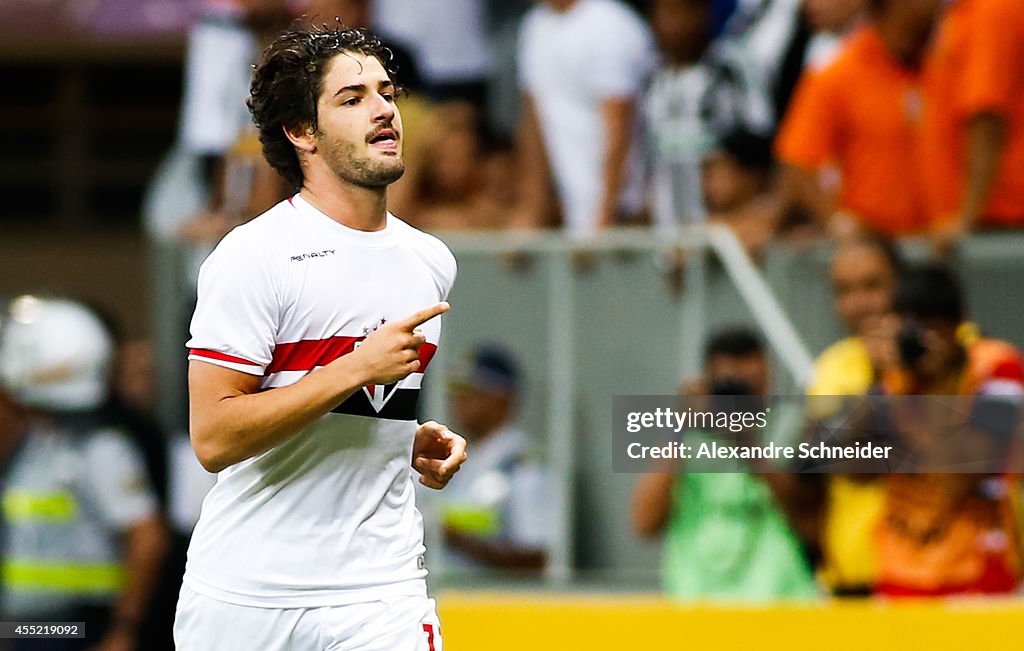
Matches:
[398,302,450,331]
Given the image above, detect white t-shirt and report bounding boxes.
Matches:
[518,0,656,236]
[184,194,457,608]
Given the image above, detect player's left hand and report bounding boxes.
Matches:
[412,421,467,489]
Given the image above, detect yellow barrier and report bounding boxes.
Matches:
[437,591,1024,651]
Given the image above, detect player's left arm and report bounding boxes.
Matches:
[412,420,467,489]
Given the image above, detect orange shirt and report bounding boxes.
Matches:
[775,27,929,236]
[922,0,1024,226]
[875,338,1024,595]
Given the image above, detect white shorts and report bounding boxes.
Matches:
[173,585,443,651]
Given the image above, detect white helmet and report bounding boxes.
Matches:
[0,295,114,412]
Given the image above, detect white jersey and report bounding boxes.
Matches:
[184,194,457,608]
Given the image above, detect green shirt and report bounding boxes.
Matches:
[662,447,820,601]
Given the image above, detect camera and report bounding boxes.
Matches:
[897,319,928,366]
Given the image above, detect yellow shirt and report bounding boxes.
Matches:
[808,337,885,591]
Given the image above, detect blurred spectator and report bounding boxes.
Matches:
[517,0,656,235]
[923,0,1024,256]
[631,328,819,601]
[0,296,168,651]
[721,0,804,117]
[701,129,778,255]
[422,345,550,572]
[803,0,866,68]
[809,237,902,396]
[647,0,773,229]
[105,337,183,651]
[371,0,492,106]
[399,102,517,231]
[805,237,901,595]
[774,0,941,240]
[145,0,293,287]
[872,265,1023,596]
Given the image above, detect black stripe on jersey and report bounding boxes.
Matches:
[331,388,420,421]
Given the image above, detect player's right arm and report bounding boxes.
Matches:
[189,302,449,473]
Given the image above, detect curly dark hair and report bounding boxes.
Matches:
[247,23,398,189]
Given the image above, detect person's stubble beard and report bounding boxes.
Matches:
[318,129,406,188]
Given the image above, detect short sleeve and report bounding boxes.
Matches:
[585,8,657,98]
[957,0,1024,117]
[775,68,841,170]
[80,431,158,530]
[187,228,280,375]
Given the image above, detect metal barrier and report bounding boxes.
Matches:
[403,226,814,582]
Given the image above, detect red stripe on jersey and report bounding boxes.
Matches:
[267,337,438,374]
[418,342,438,370]
[268,336,361,373]
[190,349,261,367]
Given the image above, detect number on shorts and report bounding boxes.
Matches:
[422,623,437,651]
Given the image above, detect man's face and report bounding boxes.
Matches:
[652,0,711,61]
[313,52,404,188]
[450,386,509,438]
[831,245,896,337]
[701,152,762,213]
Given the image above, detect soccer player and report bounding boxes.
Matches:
[173,23,466,651]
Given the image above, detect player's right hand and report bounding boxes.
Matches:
[350,302,450,385]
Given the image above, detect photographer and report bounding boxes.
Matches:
[630,328,819,601]
[872,264,1024,596]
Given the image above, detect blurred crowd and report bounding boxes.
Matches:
[634,247,1024,601]
[149,0,1024,264]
